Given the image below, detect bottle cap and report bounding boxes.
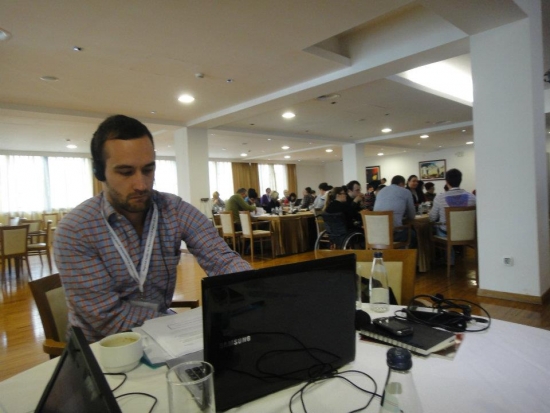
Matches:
[386,347,412,370]
[374,251,383,258]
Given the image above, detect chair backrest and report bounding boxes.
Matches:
[0,225,29,256]
[29,273,69,343]
[220,212,237,236]
[315,215,326,237]
[361,210,394,249]
[315,249,418,305]
[42,220,53,247]
[21,219,42,234]
[322,212,348,236]
[43,212,59,228]
[239,211,253,236]
[446,206,476,242]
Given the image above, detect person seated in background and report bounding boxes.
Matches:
[373,175,416,248]
[281,189,290,205]
[345,180,364,212]
[424,182,436,202]
[312,182,332,210]
[323,186,361,230]
[246,188,261,207]
[265,190,281,213]
[54,114,251,342]
[288,192,298,206]
[381,178,387,185]
[212,191,225,212]
[226,188,257,229]
[361,184,375,211]
[374,184,386,196]
[260,188,271,207]
[299,187,315,209]
[406,175,426,208]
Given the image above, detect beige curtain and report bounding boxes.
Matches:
[287,164,297,195]
[231,162,260,193]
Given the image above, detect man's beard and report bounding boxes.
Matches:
[107,188,152,214]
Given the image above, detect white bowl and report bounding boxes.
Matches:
[99,332,143,373]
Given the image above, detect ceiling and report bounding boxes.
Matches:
[0,0,548,165]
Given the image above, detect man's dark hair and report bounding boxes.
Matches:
[391,175,406,186]
[237,188,247,195]
[91,115,154,181]
[346,180,360,191]
[424,182,434,190]
[446,169,462,188]
[248,188,258,199]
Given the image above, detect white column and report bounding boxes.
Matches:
[342,143,366,187]
[471,0,549,300]
[173,127,209,210]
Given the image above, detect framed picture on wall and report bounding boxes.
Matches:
[365,166,381,184]
[419,159,446,180]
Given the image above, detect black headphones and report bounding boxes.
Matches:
[92,158,106,182]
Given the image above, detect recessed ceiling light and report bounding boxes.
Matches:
[326,149,333,153]
[40,76,59,82]
[0,28,12,41]
[377,152,384,156]
[282,112,295,119]
[178,94,195,103]
[72,46,83,51]
[226,78,234,83]
[381,128,392,133]
[267,138,272,141]
[284,155,291,159]
[462,129,467,133]
[420,134,429,139]
[282,146,290,150]
[466,141,474,145]
[240,153,247,157]
[66,144,77,149]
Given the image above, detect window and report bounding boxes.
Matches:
[209,161,234,201]
[154,159,178,195]
[258,164,288,196]
[0,155,93,213]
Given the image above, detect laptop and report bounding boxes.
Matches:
[36,326,121,413]
[201,254,357,411]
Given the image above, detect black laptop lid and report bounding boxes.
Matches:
[36,326,121,413]
[202,254,357,411]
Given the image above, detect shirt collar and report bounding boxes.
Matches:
[100,191,158,224]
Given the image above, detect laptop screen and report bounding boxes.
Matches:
[202,254,357,411]
[36,326,121,413]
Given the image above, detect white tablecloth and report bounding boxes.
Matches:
[1,306,550,412]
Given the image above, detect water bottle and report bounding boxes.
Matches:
[369,251,389,312]
[380,348,423,413]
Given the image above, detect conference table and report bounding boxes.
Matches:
[252,211,315,256]
[2,306,550,412]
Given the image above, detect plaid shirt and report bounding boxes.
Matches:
[54,191,251,342]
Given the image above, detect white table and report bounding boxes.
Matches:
[2,306,550,412]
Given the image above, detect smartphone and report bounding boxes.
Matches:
[373,317,414,336]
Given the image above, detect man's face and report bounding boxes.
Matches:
[349,184,361,197]
[103,136,155,216]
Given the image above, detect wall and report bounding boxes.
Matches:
[296,164,326,194]
[360,146,476,194]
[324,161,344,187]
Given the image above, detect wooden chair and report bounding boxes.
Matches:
[19,219,42,243]
[27,220,53,273]
[0,225,31,278]
[239,211,273,262]
[29,273,68,358]
[432,206,477,278]
[315,249,418,305]
[361,210,411,249]
[219,211,242,254]
[42,212,59,231]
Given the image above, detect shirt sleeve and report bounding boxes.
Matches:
[178,202,253,276]
[405,191,416,221]
[54,218,160,342]
[236,195,256,211]
[429,194,442,222]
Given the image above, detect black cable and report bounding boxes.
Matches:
[396,295,492,333]
[288,369,380,413]
[104,372,127,392]
[114,392,158,413]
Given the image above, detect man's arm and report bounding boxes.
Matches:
[429,194,443,222]
[235,195,257,212]
[405,191,416,221]
[54,217,160,342]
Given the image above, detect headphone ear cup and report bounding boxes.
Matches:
[92,160,106,181]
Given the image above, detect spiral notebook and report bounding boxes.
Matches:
[359,317,456,356]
